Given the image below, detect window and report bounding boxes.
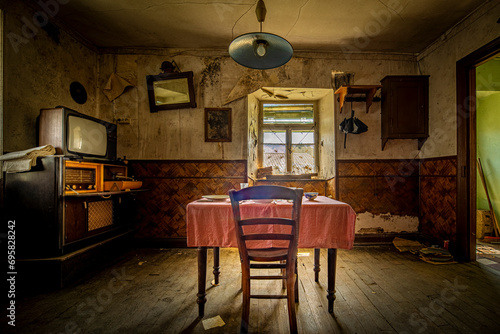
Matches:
[260,103,318,175]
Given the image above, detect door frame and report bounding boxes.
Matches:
[456,36,500,262]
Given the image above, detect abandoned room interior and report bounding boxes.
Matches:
[1,0,500,333]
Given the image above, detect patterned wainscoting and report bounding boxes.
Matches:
[419,156,457,247]
[128,157,457,247]
[129,160,247,245]
[336,160,419,216]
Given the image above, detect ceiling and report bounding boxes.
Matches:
[36,0,488,54]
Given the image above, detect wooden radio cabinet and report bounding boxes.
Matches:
[3,156,141,258]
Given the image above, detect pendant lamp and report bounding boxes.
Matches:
[229,0,293,70]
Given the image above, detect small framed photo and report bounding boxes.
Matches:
[205,108,232,142]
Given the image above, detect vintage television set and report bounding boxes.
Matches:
[38,106,117,161]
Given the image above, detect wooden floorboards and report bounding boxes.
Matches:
[4,245,500,334]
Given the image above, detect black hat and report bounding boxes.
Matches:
[160,61,175,70]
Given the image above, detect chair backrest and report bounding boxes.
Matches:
[229,185,303,263]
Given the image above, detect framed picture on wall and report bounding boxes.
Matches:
[205,108,232,142]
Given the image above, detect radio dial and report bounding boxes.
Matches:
[72,185,77,189]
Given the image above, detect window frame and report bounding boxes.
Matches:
[258,100,319,175]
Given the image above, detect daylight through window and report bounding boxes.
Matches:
[260,103,317,175]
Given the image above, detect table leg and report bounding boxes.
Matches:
[327,248,337,313]
[314,248,321,282]
[213,247,220,285]
[197,247,207,317]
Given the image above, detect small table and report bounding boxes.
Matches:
[186,196,356,316]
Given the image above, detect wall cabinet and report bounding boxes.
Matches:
[381,75,429,150]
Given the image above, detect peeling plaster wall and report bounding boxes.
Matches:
[318,90,335,179]
[247,93,259,179]
[417,0,500,158]
[355,212,419,234]
[2,1,98,153]
[99,52,418,161]
[97,54,248,160]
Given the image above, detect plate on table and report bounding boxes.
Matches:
[252,199,274,203]
[202,195,229,201]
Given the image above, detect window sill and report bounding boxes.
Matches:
[264,174,316,180]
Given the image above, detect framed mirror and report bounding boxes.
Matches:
[146,71,196,112]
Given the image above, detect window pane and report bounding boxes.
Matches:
[263,103,314,125]
[291,130,315,174]
[263,130,286,174]
[292,131,314,144]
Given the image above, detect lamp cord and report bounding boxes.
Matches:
[231,0,258,39]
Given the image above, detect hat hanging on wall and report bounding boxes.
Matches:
[70,81,87,104]
[228,0,293,70]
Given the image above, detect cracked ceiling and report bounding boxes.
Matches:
[26,0,491,54]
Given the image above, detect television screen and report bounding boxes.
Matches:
[67,115,108,157]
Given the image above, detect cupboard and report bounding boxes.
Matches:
[381,75,429,150]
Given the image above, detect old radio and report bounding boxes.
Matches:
[64,160,129,193]
[64,161,100,193]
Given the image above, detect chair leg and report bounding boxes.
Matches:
[294,259,299,303]
[281,260,286,289]
[286,273,298,334]
[241,266,251,333]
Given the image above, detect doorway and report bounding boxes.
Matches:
[475,57,500,267]
[456,36,500,262]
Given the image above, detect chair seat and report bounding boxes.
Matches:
[248,248,288,262]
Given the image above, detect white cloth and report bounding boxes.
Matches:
[0,145,56,173]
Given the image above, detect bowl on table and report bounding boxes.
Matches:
[304,192,318,201]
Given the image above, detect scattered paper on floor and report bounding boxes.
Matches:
[202,315,225,330]
[392,237,425,253]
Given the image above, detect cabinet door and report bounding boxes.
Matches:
[389,78,428,137]
[64,198,88,243]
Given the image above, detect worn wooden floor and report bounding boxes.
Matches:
[5,245,500,334]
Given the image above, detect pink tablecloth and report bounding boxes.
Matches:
[186,196,356,250]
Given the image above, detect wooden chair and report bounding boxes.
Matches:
[229,185,303,334]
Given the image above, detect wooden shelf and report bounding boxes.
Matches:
[334,85,382,113]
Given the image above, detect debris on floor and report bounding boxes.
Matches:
[392,237,457,264]
[418,247,457,264]
[477,244,500,257]
[202,315,225,330]
[392,237,425,253]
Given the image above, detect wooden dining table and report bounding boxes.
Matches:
[186,195,356,317]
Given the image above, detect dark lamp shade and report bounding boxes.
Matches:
[229,32,293,70]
